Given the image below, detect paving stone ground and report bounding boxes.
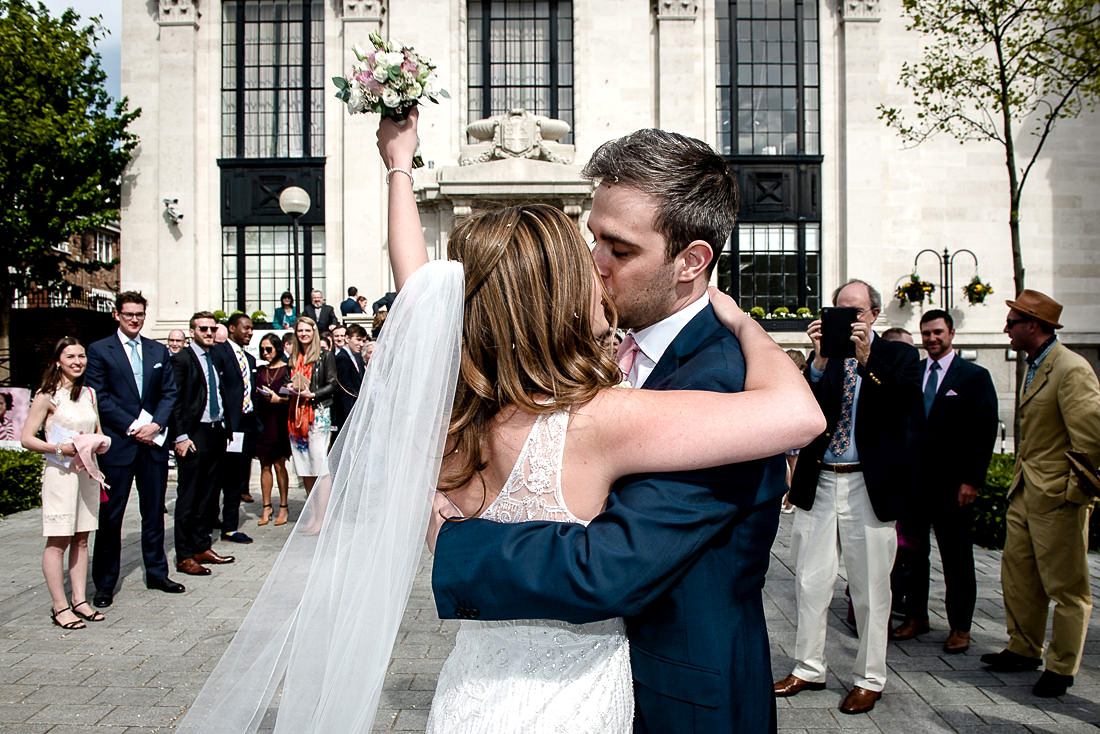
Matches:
[1,468,1097,732]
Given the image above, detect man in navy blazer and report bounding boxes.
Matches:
[431,129,788,733]
[85,292,183,607]
[889,309,998,654]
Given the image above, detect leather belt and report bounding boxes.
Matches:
[823,462,861,474]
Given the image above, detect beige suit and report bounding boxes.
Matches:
[1003,341,1100,675]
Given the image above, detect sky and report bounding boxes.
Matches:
[42,0,121,102]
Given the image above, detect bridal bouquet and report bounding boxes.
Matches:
[333,32,448,166]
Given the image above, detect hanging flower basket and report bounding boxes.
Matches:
[962,276,993,305]
[894,274,935,306]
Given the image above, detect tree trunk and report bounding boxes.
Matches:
[0,296,10,385]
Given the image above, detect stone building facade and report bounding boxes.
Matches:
[121,0,1099,433]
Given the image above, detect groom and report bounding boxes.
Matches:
[431,129,787,732]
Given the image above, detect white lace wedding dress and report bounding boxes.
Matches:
[426,409,634,734]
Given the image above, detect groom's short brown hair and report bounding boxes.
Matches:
[582,129,738,276]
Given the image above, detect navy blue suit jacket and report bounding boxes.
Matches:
[432,304,787,733]
[212,342,261,434]
[85,334,177,466]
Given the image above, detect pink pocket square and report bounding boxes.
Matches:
[945,389,958,396]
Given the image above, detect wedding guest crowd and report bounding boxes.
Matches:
[16,272,1098,722]
[15,285,386,624]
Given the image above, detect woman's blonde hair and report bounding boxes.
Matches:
[289,316,321,365]
[441,204,620,491]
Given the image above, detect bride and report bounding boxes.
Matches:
[178,108,822,733]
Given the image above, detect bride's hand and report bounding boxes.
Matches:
[377,106,419,171]
[707,286,748,337]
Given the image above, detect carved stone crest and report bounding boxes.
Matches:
[159,0,197,24]
[841,0,881,22]
[343,0,387,20]
[460,109,575,166]
[655,0,698,20]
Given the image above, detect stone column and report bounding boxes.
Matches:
[338,1,388,301]
[156,1,199,328]
[837,0,883,288]
[655,1,705,138]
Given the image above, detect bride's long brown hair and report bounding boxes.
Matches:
[439,204,620,492]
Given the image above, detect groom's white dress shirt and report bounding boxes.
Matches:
[624,292,709,388]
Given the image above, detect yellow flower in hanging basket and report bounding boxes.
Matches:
[963,276,993,305]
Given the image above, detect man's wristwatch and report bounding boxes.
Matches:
[55,443,66,458]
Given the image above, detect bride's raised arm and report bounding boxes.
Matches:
[377,107,429,291]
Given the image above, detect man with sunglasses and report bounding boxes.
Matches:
[85,292,183,607]
[982,290,1100,698]
[169,312,236,577]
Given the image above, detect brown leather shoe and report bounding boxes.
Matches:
[943,630,971,654]
[839,686,881,714]
[176,558,211,576]
[889,618,931,640]
[773,674,826,697]
[193,549,235,565]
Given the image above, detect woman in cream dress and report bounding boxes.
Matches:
[21,337,106,630]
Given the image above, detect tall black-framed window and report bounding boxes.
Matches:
[222,225,325,318]
[221,0,324,158]
[220,1,325,317]
[716,0,821,313]
[468,0,574,141]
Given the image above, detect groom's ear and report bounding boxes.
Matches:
[675,240,714,283]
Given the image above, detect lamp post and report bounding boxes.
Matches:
[913,247,978,310]
[278,186,311,314]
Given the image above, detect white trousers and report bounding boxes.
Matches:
[791,470,897,691]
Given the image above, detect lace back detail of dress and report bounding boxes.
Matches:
[480,409,579,525]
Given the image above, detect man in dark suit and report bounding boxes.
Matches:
[331,324,366,439]
[211,313,259,543]
[889,309,998,654]
[430,129,795,733]
[170,312,236,576]
[339,286,362,317]
[775,280,922,714]
[303,289,338,332]
[85,292,184,607]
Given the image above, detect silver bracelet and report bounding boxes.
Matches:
[386,167,414,185]
[55,443,65,458]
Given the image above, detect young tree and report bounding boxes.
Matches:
[0,0,139,383]
[878,0,1100,300]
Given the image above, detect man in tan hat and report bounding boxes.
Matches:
[981,289,1100,697]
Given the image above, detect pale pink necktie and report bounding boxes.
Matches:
[616,333,641,378]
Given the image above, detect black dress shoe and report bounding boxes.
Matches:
[220,531,253,544]
[1032,670,1073,698]
[980,649,1042,672]
[92,590,113,608]
[146,576,186,594]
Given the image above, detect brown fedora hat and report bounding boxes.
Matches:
[1005,289,1063,329]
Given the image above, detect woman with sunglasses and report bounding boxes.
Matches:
[21,337,107,630]
[255,334,292,526]
[272,292,297,330]
[286,317,336,498]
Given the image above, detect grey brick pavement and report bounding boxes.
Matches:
[1,469,1097,732]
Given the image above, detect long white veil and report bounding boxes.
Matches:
[178,260,464,733]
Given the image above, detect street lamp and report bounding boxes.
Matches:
[279,186,311,313]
